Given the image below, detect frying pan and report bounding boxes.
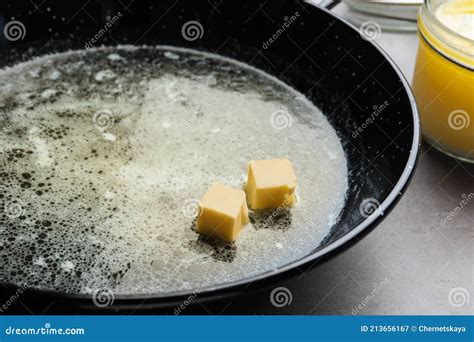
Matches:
[0,0,420,313]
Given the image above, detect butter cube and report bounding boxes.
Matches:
[196,183,249,242]
[245,158,297,210]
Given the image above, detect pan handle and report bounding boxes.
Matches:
[306,0,342,10]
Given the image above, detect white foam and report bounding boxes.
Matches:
[28,127,54,167]
[435,2,474,40]
[107,53,122,61]
[94,69,116,82]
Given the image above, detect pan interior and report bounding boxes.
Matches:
[0,46,348,295]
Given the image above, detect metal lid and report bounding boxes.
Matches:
[343,0,422,21]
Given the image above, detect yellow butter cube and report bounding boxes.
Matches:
[245,158,297,210]
[196,183,249,242]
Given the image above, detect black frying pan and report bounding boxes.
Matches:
[0,0,420,313]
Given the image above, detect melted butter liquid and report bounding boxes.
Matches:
[0,46,348,295]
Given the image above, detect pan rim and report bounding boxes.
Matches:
[1,3,420,303]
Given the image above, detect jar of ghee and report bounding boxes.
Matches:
[412,0,474,162]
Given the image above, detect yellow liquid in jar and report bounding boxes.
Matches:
[412,1,474,161]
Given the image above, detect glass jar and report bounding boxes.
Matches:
[412,0,473,163]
